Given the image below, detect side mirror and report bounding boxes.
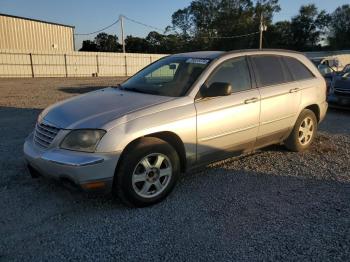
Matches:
[201,82,232,98]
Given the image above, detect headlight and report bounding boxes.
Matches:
[60,129,106,152]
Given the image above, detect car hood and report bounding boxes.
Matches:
[334,77,350,89]
[42,87,174,129]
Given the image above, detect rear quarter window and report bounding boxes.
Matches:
[283,57,315,81]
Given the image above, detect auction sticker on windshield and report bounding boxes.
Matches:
[186,58,210,64]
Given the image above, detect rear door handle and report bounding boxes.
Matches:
[289,88,300,93]
[244,97,259,104]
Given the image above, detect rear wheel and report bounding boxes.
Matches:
[285,109,317,152]
[114,137,180,207]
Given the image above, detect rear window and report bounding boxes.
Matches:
[283,57,315,81]
[250,55,292,87]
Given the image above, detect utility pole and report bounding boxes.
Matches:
[259,12,263,50]
[259,12,267,50]
[120,15,126,53]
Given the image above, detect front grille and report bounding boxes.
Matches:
[34,121,61,149]
[334,88,350,97]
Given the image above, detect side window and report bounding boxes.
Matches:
[251,55,292,87]
[206,57,251,93]
[283,57,315,80]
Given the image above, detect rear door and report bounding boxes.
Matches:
[249,55,301,147]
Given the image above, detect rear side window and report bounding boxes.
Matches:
[251,55,292,87]
[283,57,315,80]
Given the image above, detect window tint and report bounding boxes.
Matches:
[206,57,251,93]
[251,55,292,87]
[283,57,315,80]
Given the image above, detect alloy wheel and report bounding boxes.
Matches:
[132,153,172,198]
[298,117,314,146]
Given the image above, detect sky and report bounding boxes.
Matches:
[0,0,349,49]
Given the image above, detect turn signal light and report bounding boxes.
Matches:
[82,181,106,190]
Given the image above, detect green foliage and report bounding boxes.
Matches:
[79,40,98,51]
[125,36,149,53]
[95,33,122,52]
[80,33,122,52]
[289,4,330,51]
[80,1,348,53]
[170,0,281,50]
[328,5,350,49]
[265,21,293,49]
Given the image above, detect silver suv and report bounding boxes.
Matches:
[24,50,328,207]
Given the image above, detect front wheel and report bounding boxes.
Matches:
[114,137,180,207]
[284,109,318,152]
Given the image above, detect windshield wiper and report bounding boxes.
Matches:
[122,87,159,95]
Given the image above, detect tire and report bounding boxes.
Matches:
[114,137,180,207]
[285,109,318,152]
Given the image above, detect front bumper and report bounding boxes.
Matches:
[23,133,120,193]
[328,94,350,107]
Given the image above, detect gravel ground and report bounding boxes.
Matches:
[0,78,349,261]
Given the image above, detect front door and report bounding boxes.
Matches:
[195,56,260,163]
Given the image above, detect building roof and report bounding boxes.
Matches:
[0,13,75,28]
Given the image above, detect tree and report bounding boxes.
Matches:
[171,7,193,36]
[94,33,122,52]
[290,4,330,51]
[79,40,98,51]
[328,5,350,49]
[265,21,293,49]
[170,0,281,51]
[125,36,150,53]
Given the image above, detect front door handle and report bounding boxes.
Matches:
[289,88,300,93]
[244,97,259,104]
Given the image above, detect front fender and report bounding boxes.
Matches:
[95,102,197,164]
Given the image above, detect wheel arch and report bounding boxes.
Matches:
[304,104,320,122]
[114,131,187,181]
[144,132,187,173]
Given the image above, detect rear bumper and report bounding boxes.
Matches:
[23,133,120,193]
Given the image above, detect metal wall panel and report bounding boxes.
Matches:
[0,15,74,52]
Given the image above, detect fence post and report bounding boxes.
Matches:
[150,55,152,64]
[96,54,99,76]
[124,55,128,77]
[29,53,34,78]
[64,54,68,77]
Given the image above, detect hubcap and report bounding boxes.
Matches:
[132,153,172,198]
[298,117,314,146]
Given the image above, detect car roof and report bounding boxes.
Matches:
[173,51,225,59]
[172,49,304,60]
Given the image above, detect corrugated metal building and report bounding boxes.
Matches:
[0,13,75,52]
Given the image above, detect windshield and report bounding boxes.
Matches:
[317,64,335,76]
[120,56,211,97]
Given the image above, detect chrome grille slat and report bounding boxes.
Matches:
[37,124,59,135]
[34,136,50,148]
[35,127,55,139]
[33,121,61,149]
[34,131,52,144]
